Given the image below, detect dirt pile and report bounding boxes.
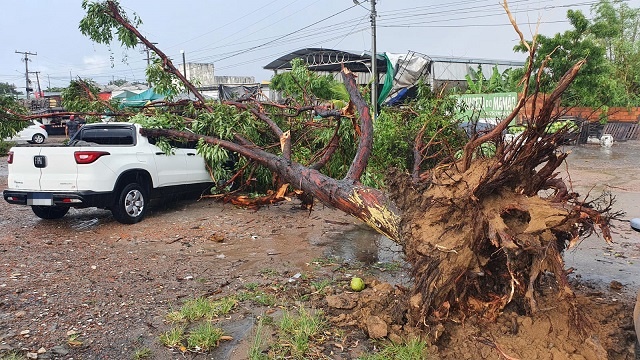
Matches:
[325,278,637,359]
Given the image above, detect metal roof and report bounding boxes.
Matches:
[263,48,388,73]
[428,55,525,67]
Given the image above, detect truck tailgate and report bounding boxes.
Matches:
[38,147,81,191]
[7,147,79,191]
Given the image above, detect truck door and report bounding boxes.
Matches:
[149,142,188,187]
[183,143,211,184]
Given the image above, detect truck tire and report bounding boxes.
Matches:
[111,183,147,224]
[32,205,69,220]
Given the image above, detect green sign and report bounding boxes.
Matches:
[455,92,518,123]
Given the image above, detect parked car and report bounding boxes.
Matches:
[5,120,48,144]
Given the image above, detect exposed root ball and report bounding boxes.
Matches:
[387,158,598,327]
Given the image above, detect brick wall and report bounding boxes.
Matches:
[518,95,640,123]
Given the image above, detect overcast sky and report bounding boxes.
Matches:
[2,0,635,91]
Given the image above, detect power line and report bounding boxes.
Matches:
[164,0,282,50]
[213,3,360,63]
[8,0,601,85]
[379,20,569,29]
[377,1,600,26]
[191,0,316,55]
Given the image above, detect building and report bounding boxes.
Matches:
[264,48,525,104]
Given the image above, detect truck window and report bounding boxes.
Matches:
[76,127,135,145]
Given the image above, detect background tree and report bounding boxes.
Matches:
[464,64,516,93]
[0,95,29,141]
[591,0,640,102]
[0,82,22,96]
[107,78,129,87]
[515,0,640,107]
[45,86,66,92]
[514,10,614,106]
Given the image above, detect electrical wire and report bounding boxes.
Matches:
[212,3,360,63]
[7,0,604,85]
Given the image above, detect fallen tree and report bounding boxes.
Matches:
[4,0,617,334]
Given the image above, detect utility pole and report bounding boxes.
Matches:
[15,50,37,99]
[180,50,189,95]
[29,71,42,97]
[370,0,377,121]
[140,41,158,87]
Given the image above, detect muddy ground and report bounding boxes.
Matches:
[0,140,639,359]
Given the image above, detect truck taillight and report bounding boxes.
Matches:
[7,151,13,164]
[74,151,110,164]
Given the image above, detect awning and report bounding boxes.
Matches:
[264,48,387,73]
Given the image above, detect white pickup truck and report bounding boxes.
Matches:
[3,122,213,224]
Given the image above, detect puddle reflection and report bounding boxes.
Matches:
[324,226,404,265]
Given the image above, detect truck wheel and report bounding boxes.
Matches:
[32,133,46,144]
[32,205,69,219]
[112,183,147,224]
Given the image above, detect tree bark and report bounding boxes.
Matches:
[141,127,401,240]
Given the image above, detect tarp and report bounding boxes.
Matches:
[120,88,164,107]
[111,90,137,99]
[377,54,395,107]
[383,52,431,105]
[218,84,260,101]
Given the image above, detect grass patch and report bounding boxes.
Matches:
[372,261,404,272]
[270,307,326,359]
[259,268,279,277]
[0,352,27,360]
[311,279,332,293]
[358,338,429,360]
[67,332,83,346]
[166,296,237,323]
[159,327,185,348]
[248,316,269,360]
[131,347,152,359]
[244,282,260,291]
[238,290,277,307]
[186,322,225,351]
[310,256,338,268]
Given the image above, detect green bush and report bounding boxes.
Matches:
[0,141,15,156]
[545,120,578,133]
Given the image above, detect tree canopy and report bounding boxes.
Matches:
[515,0,640,107]
[0,82,22,96]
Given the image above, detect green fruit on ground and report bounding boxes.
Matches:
[350,277,365,292]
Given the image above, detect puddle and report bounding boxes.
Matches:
[560,142,640,290]
[323,225,404,265]
[210,317,255,359]
[67,208,113,231]
[322,225,410,286]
